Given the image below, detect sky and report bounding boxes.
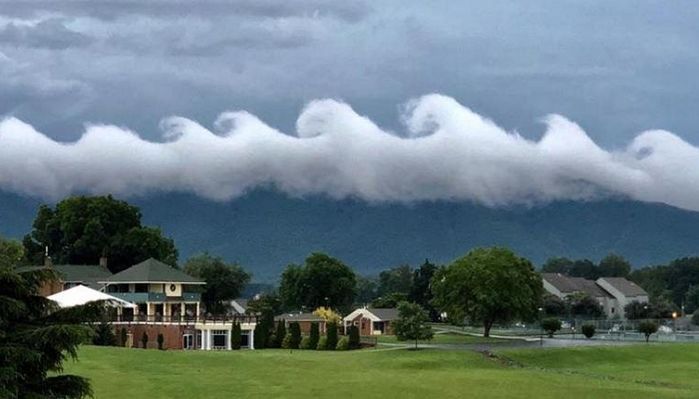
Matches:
[1,1,699,210]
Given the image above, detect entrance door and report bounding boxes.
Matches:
[183,334,194,350]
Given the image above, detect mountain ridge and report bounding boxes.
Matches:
[1,190,698,282]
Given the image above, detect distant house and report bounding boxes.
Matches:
[342,307,399,336]
[542,273,648,319]
[596,277,649,319]
[230,298,249,315]
[275,312,327,334]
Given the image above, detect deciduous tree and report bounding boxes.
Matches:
[183,253,251,315]
[393,301,433,349]
[279,253,356,312]
[431,247,542,337]
[22,196,177,272]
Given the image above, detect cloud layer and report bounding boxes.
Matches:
[1,94,698,211]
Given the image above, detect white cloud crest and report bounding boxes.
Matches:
[1,94,698,211]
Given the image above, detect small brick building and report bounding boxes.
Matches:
[342,307,399,336]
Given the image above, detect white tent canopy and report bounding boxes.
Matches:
[48,285,137,309]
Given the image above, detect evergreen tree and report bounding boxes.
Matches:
[92,322,116,346]
[348,325,360,349]
[141,332,149,349]
[326,322,338,350]
[289,322,301,349]
[253,311,274,349]
[273,320,287,348]
[231,322,242,350]
[1,266,101,398]
[309,322,320,349]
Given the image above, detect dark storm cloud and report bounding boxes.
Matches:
[1,1,699,209]
[0,0,371,22]
[0,18,92,49]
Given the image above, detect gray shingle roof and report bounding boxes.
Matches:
[600,277,648,297]
[568,277,613,298]
[15,264,112,289]
[367,308,399,320]
[101,258,203,284]
[275,312,324,322]
[541,273,579,293]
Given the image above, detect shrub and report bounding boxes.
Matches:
[348,325,360,349]
[300,336,311,349]
[638,321,658,343]
[281,333,293,349]
[309,322,320,349]
[326,322,338,350]
[231,322,242,350]
[336,336,349,351]
[92,322,116,346]
[317,336,328,350]
[120,327,128,347]
[541,318,562,338]
[157,333,164,350]
[141,332,149,349]
[692,309,699,326]
[581,324,595,339]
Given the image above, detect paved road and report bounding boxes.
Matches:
[378,338,638,351]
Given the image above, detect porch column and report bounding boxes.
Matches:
[369,318,374,335]
[206,329,212,350]
[201,329,207,350]
[196,303,200,320]
[226,328,232,350]
[249,328,255,350]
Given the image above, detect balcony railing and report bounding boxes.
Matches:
[109,292,201,303]
[110,314,258,325]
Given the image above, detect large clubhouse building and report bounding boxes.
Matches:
[28,257,257,350]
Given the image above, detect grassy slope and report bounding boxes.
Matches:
[504,344,699,390]
[64,345,697,399]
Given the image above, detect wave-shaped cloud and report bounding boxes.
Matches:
[1,94,698,211]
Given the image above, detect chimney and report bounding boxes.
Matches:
[99,256,108,268]
[43,246,52,267]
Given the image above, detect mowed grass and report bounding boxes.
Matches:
[504,344,699,390]
[376,332,505,345]
[64,344,699,398]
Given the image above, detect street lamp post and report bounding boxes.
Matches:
[538,307,544,346]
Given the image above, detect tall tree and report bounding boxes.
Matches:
[597,254,632,277]
[540,257,574,274]
[0,235,24,268]
[1,266,102,398]
[278,253,356,313]
[568,259,598,279]
[183,253,251,315]
[278,264,305,311]
[23,195,177,272]
[355,275,378,305]
[246,292,282,316]
[377,264,413,296]
[409,259,439,321]
[431,247,542,337]
[393,301,434,349]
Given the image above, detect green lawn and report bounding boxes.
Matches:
[375,332,506,345]
[63,344,699,398]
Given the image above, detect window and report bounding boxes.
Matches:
[135,284,148,293]
[212,330,227,349]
